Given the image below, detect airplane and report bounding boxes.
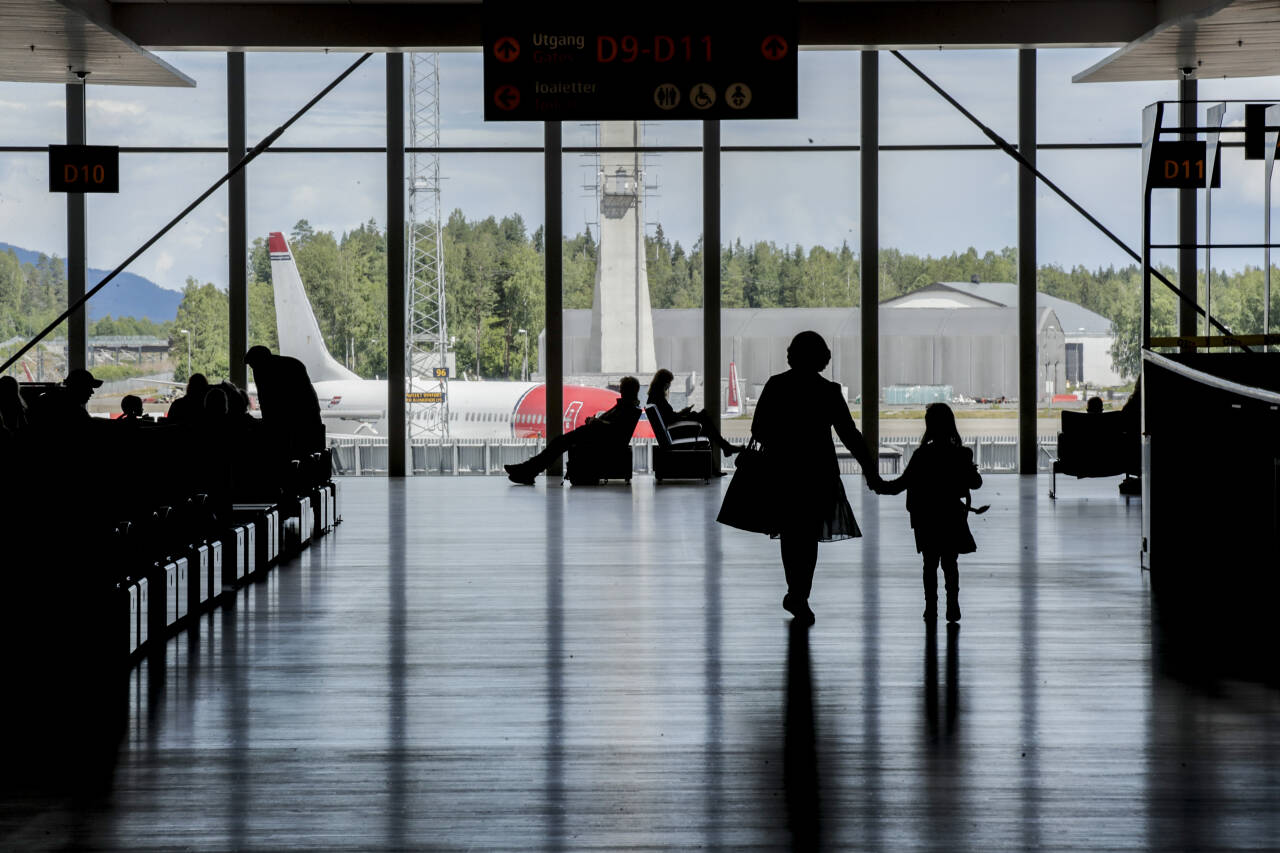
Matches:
[267,231,654,440]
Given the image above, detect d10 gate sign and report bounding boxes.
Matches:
[483,0,797,121]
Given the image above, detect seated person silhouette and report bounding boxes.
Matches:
[167,373,209,423]
[1086,396,1103,415]
[646,368,743,457]
[0,375,29,433]
[505,376,643,485]
[29,367,101,427]
[120,394,146,421]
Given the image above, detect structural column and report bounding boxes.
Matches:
[227,52,248,389]
[1178,76,1198,349]
[860,51,879,453]
[703,120,721,474]
[1017,49,1038,475]
[386,54,407,477]
[544,121,564,476]
[65,82,87,372]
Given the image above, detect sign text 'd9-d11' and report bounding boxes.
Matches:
[482,0,797,121]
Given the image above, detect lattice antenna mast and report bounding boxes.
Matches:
[407,52,450,439]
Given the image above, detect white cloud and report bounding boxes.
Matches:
[0,100,28,112]
[88,99,145,117]
[155,250,175,278]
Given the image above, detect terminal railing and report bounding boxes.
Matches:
[329,435,1061,477]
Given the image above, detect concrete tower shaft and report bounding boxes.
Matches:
[588,121,656,375]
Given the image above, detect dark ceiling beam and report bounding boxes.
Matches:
[111,3,480,51]
[111,1,1161,52]
[798,1,1157,49]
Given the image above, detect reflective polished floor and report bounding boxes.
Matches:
[3,475,1278,851]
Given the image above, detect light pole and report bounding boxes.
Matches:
[178,329,191,380]
[517,329,528,381]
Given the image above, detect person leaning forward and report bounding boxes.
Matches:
[244,345,325,457]
[505,376,643,484]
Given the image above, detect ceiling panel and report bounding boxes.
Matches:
[1075,0,1280,82]
[0,0,194,86]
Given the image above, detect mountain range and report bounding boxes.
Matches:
[0,241,183,323]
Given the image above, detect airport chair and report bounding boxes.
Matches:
[1050,410,1141,499]
[222,525,248,587]
[566,442,633,485]
[209,538,224,600]
[645,403,714,484]
[188,542,211,612]
[232,505,278,570]
[131,575,149,652]
[118,580,140,659]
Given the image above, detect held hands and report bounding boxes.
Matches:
[865,471,886,494]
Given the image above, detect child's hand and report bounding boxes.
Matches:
[866,472,886,494]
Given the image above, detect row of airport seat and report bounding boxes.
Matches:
[112,450,341,663]
[1,413,341,760]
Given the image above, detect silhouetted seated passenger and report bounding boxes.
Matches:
[504,376,643,484]
[245,345,324,458]
[28,367,101,427]
[167,373,209,422]
[646,368,743,458]
[120,394,146,421]
[0,375,28,433]
[1086,395,1104,415]
[1052,381,1140,498]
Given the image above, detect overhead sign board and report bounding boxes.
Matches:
[48,145,119,193]
[483,0,797,121]
[1148,141,1220,189]
[406,391,446,404]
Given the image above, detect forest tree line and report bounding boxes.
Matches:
[5,214,1279,385]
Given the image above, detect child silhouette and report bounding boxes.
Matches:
[876,403,985,622]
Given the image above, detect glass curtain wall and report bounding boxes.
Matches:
[717,52,860,450]
[558,121,701,449]
[0,82,74,384]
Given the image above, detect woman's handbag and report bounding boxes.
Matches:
[716,440,778,535]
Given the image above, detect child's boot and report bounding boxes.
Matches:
[943,565,960,622]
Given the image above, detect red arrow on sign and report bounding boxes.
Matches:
[761,35,789,60]
[494,85,521,111]
[494,37,520,63]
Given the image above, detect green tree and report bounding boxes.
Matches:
[172,277,230,382]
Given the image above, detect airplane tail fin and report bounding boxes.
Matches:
[268,232,360,382]
[726,361,741,414]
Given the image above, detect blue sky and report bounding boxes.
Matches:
[1,48,1278,293]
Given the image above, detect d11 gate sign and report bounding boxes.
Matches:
[483,0,797,121]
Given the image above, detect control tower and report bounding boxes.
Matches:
[587,121,657,375]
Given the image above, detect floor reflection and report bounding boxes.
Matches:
[785,622,820,851]
[386,480,407,850]
[544,489,565,853]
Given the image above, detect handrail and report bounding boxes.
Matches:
[1143,349,1280,407]
[0,52,373,375]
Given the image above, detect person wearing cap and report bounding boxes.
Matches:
[29,367,102,427]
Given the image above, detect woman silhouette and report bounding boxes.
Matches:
[749,331,881,625]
